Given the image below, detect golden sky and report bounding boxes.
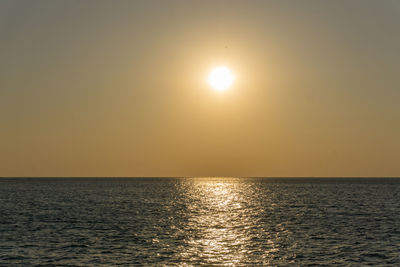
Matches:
[1,0,399,177]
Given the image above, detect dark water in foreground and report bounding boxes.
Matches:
[1,178,400,266]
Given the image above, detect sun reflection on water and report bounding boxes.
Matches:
[177,178,283,265]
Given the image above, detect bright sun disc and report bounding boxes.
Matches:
[208,66,234,91]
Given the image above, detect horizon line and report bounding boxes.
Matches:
[1,176,400,179]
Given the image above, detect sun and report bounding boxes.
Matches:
[208,66,234,91]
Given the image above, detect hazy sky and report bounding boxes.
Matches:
[1,0,399,177]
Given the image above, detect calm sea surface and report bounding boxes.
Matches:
[0,178,399,266]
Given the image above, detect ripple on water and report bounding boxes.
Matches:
[0,178,400,265]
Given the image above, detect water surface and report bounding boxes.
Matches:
[1,178,399,265]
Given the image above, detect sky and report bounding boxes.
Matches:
[1,0,399,177]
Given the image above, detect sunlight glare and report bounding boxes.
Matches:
[208,66,234,92]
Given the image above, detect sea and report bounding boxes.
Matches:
[0,178,399,266]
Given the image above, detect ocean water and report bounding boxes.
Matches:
[0,178,399,266]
